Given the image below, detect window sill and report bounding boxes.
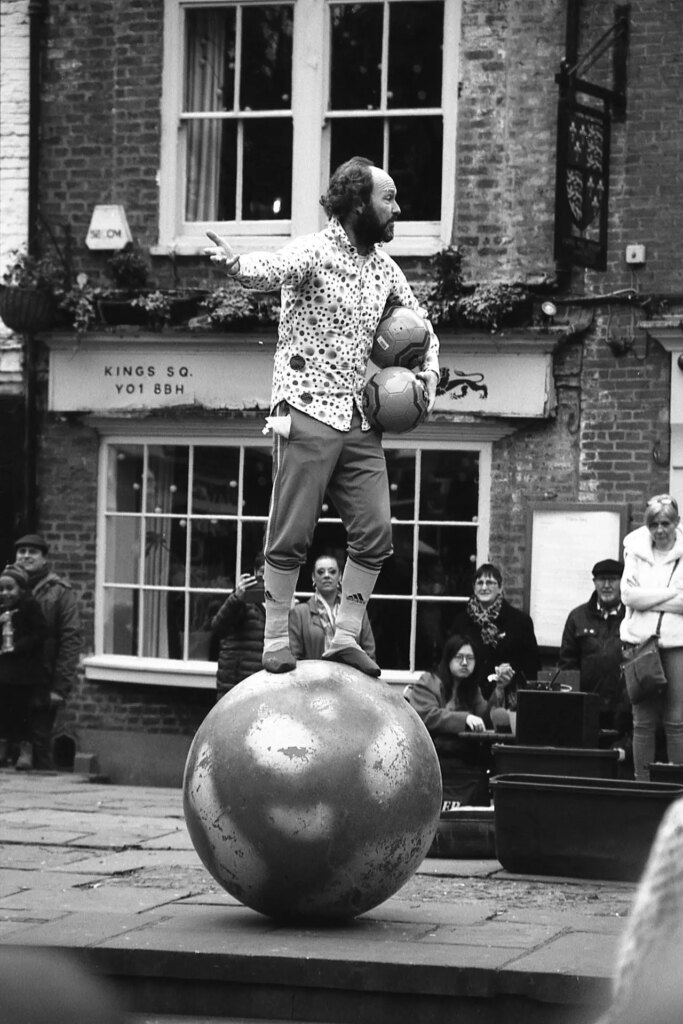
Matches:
[84,654,218,689]
[83,654,415,690]
[151,227,445,260]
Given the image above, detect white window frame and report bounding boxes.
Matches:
[84,423,491,689]
[157,0,461,258]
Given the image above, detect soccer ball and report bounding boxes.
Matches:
[371,305,430,369]
[363,366,429,434]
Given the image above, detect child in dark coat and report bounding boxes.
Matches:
[0,564,48,770]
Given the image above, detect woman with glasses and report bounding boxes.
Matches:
[621,493,683,780]
[450,563,540,705]
[405,633,512,740]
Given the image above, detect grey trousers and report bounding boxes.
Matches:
[264,405,393,572]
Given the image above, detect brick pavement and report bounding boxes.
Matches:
[0,770,633,1023]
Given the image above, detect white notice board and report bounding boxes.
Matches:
[525,504,627,648]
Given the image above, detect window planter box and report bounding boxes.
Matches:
[490,773,683,881]
[97,296,149,327]
[491,744,620,779]
[648,762,683,784]
[97,291,206,328]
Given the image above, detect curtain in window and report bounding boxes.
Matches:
[185,11,227,222]
[144,458,174,658]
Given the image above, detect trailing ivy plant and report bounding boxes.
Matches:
[457,282,531,332]
[421,245,531,331]
[59,273,99,333]
[131,289,173,329]
[421,245,466,328]
[107,244,151,290]
[200,278,280,328]
[2,248,66,293]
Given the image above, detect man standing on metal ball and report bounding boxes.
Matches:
[206,155,440,677]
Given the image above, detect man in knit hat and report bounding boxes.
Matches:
[14,534,82,770]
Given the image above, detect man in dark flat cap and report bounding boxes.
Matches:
[559,558,629,742]
[14,534,81,770]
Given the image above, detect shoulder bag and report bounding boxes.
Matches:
[621,559,679,705]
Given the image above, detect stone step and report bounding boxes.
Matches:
[131,1018,314,1024]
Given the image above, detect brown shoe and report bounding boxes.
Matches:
[15,742,33,772]
[322,645,381,677]
[262,647,296,673]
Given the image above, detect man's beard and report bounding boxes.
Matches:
[355,205,394,247]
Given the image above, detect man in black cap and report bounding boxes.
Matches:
[559,558,628,737]
[14,534,81,770]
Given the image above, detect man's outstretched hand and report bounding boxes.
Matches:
[204,230,240,275]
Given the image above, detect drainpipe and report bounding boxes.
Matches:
[27,0,46,252]
[23,0,47,528]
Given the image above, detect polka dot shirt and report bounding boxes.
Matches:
[235,218,440,431]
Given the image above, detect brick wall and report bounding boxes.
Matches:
[455,0,564,284]
[0,0,30,352]
[40,0,165,283]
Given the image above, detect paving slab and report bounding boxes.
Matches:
[0,771,633,1023]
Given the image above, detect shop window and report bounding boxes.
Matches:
[98,436,487,674]
[159,0,460,255]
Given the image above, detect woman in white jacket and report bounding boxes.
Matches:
[621,494,683,780]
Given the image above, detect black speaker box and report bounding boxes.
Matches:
[515,690,601,748]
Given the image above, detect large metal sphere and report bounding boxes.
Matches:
[183,660,442,921]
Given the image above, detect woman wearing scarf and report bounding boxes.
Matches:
[289,554,376,663]
[450,563,540,704]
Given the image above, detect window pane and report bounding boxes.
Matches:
[389,117,442,219]
[415,599,451,672]
[104,588,137,655]
[193,446,241,515]
[420,450,479,521]
[146,590,183,659]
[386,449,416,521]
[184,8,235,112]
[369,599,411,671]
[240,523,266,575]
[144,516,176,587]
[106,445,143,512]
[189,519,237,590]
[243,119,292,219]
[330,120,383,177]
[376,525,415,596]
[330,3,382,111]
[241,5,293,110]
[419,524,477,598]
[147,446,188,515]
[242,447,273,516]
[105,517,141,584]
[388,2,443,109]
[185,121,237,221]
[188,592,219,660]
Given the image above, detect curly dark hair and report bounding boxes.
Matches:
[320,156,375,219]
[437,633,483,709]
